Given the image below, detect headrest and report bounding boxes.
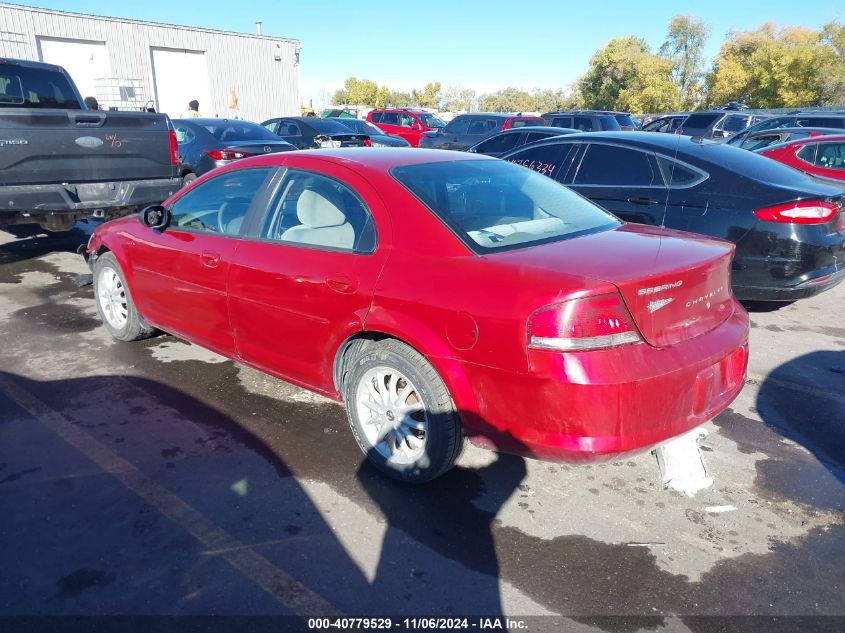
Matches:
[296,189,346,228]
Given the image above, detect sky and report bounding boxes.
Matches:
[17,0,845,106]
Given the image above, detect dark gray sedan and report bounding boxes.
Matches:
[173,119,295,184]
[467,126,578,157]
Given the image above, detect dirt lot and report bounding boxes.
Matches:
[0,225,843,631]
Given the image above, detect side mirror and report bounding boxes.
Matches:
[139,204,170,230]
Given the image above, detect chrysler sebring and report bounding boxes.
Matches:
[85,149,749,482]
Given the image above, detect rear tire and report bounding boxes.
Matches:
[182,172,197,186]
[344,339,464,483]
[93,252,156,342]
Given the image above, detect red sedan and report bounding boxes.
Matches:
[85,149,749,482]
[758,134,845,182]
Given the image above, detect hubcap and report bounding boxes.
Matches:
[355,367,428,463]
[97,266,128,329]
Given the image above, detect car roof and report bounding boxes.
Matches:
[455,113,543,120]
[492,126,573,134]
[766,133,845,146]
[173,118,258,126]
[748,127,844,136]
[249,147,497,172]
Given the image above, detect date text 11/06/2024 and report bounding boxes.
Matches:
[307,618,528,630]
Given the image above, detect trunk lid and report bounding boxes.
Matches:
[221,141,295,155]
[493,224,736,348]
[316,133,369,148]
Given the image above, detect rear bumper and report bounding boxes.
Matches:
[734,265,845,301]
[0,178,183,217]
[456,301,749,462]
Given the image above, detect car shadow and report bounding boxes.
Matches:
[0,222,98,267]
[755,350,845,486]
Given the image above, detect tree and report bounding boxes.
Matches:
[442,84,476,112]
[478,87,537,113]
[531,88,581,113]
[821,22,845,104]
[579,37,680,113]
[660,15,710,109]
[415,82,442,109]
[707,23,843,108]
[388,91,413,107]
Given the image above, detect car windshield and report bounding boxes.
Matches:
[418,113,446,128]
[392,160,621,253]
[199,121,281,141]
[334,118,384,135]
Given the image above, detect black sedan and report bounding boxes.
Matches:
[327,117,410,147]
[173,119,295,183]
[467,126,577,157]
[502,132,845,301]
[261,116,370,149]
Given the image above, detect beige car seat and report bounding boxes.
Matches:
[280,189,354,249]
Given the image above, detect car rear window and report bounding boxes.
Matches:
[508,118,545,129]
[682,113,721,129]
[307,118,360,133]
[0,64,81,109]
[391,159,620,253]
[200,121,281,141]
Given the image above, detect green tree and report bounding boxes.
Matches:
[388,91,413,107]
[660,15,710,109]
[579,37,680,113]
[531,88,581,113]
[414,82,442,108]
[707,23,843,107]
[821,22,845,104]
[478,87,537,112]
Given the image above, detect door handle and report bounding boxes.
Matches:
[326,276,357,294]
[627,197,659,206]
[200,250,221,268]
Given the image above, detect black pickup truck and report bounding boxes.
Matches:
[0,58,182,232]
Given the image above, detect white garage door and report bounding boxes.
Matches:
[38,37,110,102]
[151,48,211,118]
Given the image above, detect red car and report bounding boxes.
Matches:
[758,134,845,182]
[86,149,749,482]
[366,108,447,147]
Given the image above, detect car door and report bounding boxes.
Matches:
[227,164,391,393]
[797,141,845,180]
[458,117,498,150]
[129,167,275,356]
[395,111,422,145]
[378,112,403,140]
[563,143,668,225]
[277,119,308,148]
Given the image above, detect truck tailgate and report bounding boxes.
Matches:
[0,109,176,186]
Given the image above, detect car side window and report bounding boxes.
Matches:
[169,168,272,236]
[279,120,301,136]
[261,170,376,253]
[380,112,400,125]
[550,116,572,128]
[573,116,593,131]
[262,119,280,134]
[816,143,845,169]
[476,132,523,154]
[370,112,383,123]
[574,144,659,186]
[397,113,415,128]
[467,118,497,135]
[655,156,706,187]
[174,125,196,144]
[443,117,469,134]
[506,143,574,179]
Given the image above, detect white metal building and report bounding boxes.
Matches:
[0,3,301,122]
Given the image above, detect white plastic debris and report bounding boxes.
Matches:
[653,427,713,497]
[705,505,736,513]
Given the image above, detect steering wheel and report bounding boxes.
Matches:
[217,198,251,234]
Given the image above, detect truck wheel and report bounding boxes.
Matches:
[344,339,464,483]
[93,252,156,342]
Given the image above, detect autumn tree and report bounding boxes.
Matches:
[413,82,442,108]
[442,84,476,112]
[579,37,680,113]
[478,87,538,112]
[660,15,710,109]
[707,23,844,107]
[331,77,379,106]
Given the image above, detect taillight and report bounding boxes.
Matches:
[364,138,372,147]
[753,200,839,225]
[206,149,248,161]
[168,129,179,165]
[528,293,642,351]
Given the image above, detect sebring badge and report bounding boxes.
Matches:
[647,298,674,313]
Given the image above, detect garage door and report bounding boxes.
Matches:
[151,48,211,119]
[38,37,110,102]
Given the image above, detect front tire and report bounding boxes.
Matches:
[344,339,464,483]
[93,252,156,342]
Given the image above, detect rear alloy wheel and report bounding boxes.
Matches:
[344,339,463,483]
[182,172,197,186]
[93,252,156,342]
